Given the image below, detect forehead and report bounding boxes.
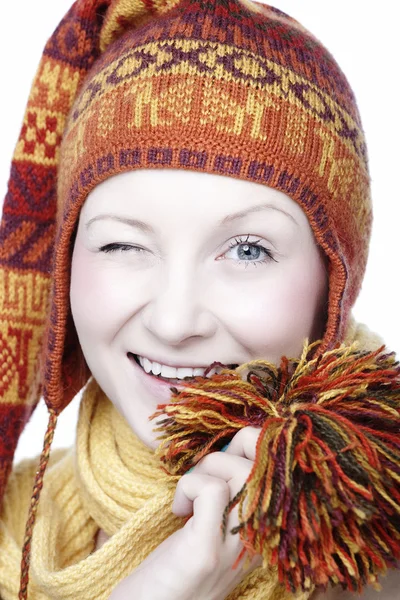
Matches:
[80,168,308,229]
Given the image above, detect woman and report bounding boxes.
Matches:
[0,0,399,598]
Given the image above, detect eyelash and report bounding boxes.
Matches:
[99,235,277,268]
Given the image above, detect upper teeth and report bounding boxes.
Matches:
[138,355,219,379]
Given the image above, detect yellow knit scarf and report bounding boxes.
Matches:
[21,320,384,599]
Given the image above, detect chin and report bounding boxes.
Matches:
[133,419,162,450]
[120,401,165,450]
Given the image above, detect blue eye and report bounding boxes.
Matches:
[226,235,277,268]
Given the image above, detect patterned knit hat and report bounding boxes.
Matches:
[0,0,371,506]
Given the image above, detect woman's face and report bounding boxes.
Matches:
[70,169,328,448]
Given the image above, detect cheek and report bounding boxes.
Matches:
[70,242,134,340]
[224,277,302,337]
[218,256,326,356]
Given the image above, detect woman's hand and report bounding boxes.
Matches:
[109,426,262,600]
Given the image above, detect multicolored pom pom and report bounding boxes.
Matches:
[151,341,400,594]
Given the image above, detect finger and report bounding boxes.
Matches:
[173,474,230,541]
[194,452,253,484]
[173,473,229,517]
[191,453,255,541]
[223,426,262,461]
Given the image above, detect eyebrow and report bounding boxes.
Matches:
[85,203,298,232]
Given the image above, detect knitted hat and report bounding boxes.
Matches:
[0,0,371,506]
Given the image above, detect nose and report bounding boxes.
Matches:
[141,264,217,346]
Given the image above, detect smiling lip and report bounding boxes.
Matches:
[127,353,189,403]
[128,352,209,369]
[127,353,239,403]
[128,352,237,370]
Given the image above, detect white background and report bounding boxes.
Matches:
[0,1,399,463]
